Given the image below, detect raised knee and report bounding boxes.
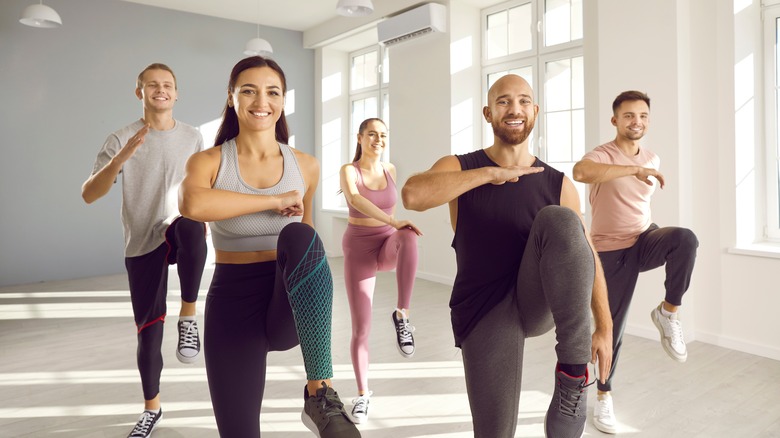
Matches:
[537,205,580,229]
[675,228,699,252]
[398,227,418,245]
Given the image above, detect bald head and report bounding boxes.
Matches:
[488,74,534,103]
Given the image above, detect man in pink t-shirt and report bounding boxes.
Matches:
[573,90,698,435]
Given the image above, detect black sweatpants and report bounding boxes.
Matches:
[597,223,698,392]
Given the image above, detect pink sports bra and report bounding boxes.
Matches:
[347,162,397,219]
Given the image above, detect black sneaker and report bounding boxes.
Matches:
[127,408,162,438]
[391,309,415,358]
[302,382,361,437]
[176,319,200,364]
[544,366,590,438]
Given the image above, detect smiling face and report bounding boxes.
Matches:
[228,66,285,133]
[612,99,650,142]
[483,74,538,146]
[136,68,177,113]
[357,119,388,159]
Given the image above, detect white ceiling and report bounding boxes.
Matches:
[121,0,340,31]
[121,0,501,32]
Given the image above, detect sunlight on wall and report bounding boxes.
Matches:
[734,53,757,243]
[199,117,221,148]
[321,118,343,209]
[322,72,342,103]
[450,36,473,75]
[285,88,296,116]
[734,0,753,14]
[451,99,475,155]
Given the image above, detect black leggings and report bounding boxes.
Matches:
[597,224,698,392]
[125,217,207,400]
[204,222,334,438]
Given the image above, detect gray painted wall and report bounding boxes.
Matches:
[0,0,314,286]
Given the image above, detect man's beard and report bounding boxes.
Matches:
[492,117,535,145]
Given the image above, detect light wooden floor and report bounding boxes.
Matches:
[1,257,779,437]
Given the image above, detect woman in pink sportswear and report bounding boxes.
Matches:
[339,118,422,424]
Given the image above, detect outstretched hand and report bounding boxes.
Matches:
[276,190,304,217]
[591,329,613,384]
[635,167,665,189]
[489,165,545,185]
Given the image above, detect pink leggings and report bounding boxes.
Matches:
[342,223,418,392]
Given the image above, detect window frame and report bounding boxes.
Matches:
[763,3,780,241]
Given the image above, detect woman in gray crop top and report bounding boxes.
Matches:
[179,56,360,438]
[338,118,422,424]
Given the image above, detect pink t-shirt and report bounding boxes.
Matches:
[582,141,660,252]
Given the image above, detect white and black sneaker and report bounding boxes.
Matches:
[392,309,415,358]
[350,391,372,424]
[127,408,162,438]
[176,318,200,364]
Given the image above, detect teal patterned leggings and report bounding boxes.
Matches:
[204,222,334,437]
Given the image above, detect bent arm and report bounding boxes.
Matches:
[178,149,290,222]
[401,155,491,211]
[340,164,399,226]
[572,159,643,184]
[81,158,123,204]
[298,152,319,228]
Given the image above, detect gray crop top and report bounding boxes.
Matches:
[209,139,305,251]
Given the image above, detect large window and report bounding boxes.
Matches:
[765,3,780,241]
[482,0,585,203]
[322,45,390,211]
[349,46,390,162]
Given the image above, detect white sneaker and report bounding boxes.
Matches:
[176,319,201,364]
[593,394,617,434]
[650,303,687,362]
[350,391,372,424]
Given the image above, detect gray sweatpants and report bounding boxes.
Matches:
[460,205,595,438]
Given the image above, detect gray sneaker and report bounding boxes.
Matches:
[302,382,361,437]
[544,367,589,438]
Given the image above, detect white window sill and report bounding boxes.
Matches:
[728,243,780,259]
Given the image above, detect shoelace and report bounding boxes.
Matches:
[555,375,595,417]
[179,321,199,349]
[129,411,155,436]
[595,398,613,418]
[312,387,346,419]
[351,395,369,414]
[665,316,684,346]
[395,310,415,345]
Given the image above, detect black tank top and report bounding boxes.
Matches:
[450,149,564,347]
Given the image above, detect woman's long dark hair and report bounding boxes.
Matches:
[213,56,290,147]
[351,117,386,162]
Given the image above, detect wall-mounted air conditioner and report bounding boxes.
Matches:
[378,3,447,47]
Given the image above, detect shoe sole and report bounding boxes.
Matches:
[301,410,321,437]
[396,343,414,359]
[593,418,617,434]
[175,351,199,364]
[650,310,688,363]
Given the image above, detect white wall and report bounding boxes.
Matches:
[310,0,780,361]
[0,0,314,287]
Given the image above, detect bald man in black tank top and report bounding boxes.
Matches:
[402,74,612,438]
